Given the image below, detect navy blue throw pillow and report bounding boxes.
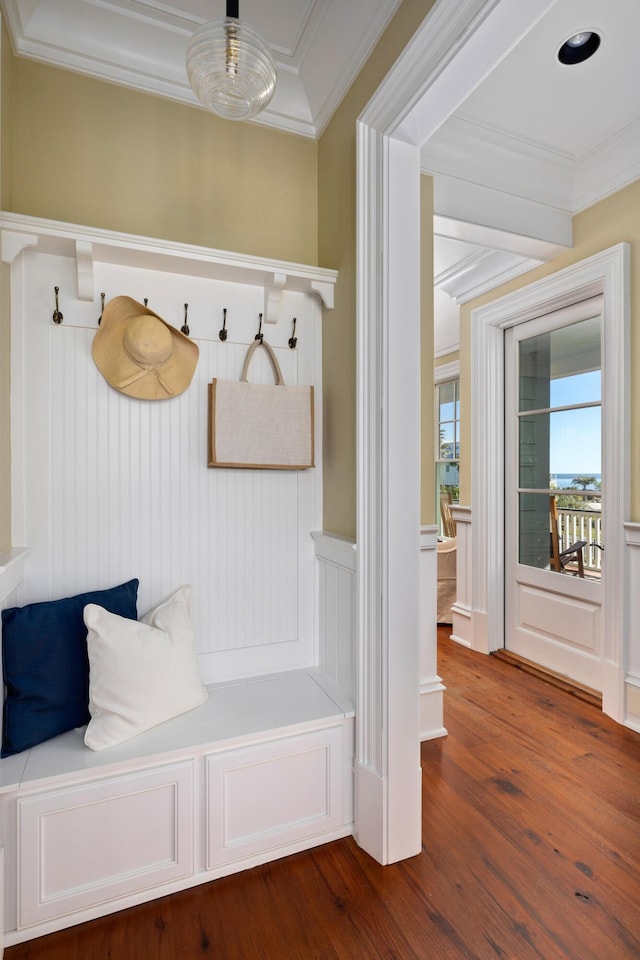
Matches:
[1,579,139,757]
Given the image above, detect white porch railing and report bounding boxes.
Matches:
[558,508,603,572]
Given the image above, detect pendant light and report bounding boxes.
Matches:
[186,0,277,121]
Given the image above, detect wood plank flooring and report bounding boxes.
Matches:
[8,629,640,959]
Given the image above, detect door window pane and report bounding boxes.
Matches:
[519,316,601,412]
[519,408,601,489]
[516,316,602,577]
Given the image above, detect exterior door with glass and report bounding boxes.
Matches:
[504,300,603,692]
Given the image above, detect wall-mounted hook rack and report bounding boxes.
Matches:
[98,292,106,326]
[255,313,264,344]
[219,307,228,342]
[181,303,190,336]
[52,286,63,324]
[288,317,298,349]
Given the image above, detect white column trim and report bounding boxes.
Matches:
[356,0,557,865]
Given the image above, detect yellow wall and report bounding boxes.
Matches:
[9,59,318,265]
[0,20,14,550]
[318,0,437,537]
[435,351,459,368]
[459,180,640,517]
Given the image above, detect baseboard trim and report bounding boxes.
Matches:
[491,650,602,709]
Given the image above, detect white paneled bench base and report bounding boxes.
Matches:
[0,670,354,946]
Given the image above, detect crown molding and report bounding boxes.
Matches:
[422,115,574,211]
[573,116,640,213]
[424,110,640,222]
[435,246,543,305]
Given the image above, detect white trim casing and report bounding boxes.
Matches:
[471,244,630,723]
[355,124,422,865]
[449,505,473,649]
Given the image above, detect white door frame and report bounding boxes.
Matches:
[355,0,560,864]
[470,245,630,720]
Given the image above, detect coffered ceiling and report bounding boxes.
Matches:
[3,0,639,355]
[1,0,402,139]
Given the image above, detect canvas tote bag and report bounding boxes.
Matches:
[208,339,314,469]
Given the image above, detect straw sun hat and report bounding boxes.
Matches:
[92,297,199,400]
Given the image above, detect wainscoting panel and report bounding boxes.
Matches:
[313,532,356,705]
[18,761,194,927]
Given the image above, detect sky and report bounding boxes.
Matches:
[548,370,601,474]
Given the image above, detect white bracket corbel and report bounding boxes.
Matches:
[75,240,94,301]
[1,231,38,264]
[310,280,334,310]
[264,272,287,324]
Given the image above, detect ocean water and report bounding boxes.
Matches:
[550,473,601,490]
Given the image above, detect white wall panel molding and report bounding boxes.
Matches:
[419,526,446,741]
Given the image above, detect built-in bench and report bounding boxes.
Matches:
[0,666,354,949]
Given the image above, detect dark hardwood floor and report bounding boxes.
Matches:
[8,628,640,959]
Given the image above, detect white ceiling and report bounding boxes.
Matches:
[3,0,639,355]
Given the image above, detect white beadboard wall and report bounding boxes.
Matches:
[312,532,357,705]
[11,245,325,684]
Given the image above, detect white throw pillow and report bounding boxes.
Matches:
[83,585,207,751]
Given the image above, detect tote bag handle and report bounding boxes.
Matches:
[240,339,285,385]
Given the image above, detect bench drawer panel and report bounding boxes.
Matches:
[206,725,346,868]
[18,761,194,928]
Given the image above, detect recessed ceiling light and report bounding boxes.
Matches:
[557,30,601,65]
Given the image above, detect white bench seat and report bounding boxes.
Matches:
[0,669,355,949]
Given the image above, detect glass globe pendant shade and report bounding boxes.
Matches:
[186,16,277,121]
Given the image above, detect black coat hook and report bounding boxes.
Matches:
[181,303,190,336]
[52,286,63,324]
[98,292,106,326]
[219,307,228,342]
[288,317,298,349]
[255,313,264,344]
[144,298,149,307]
